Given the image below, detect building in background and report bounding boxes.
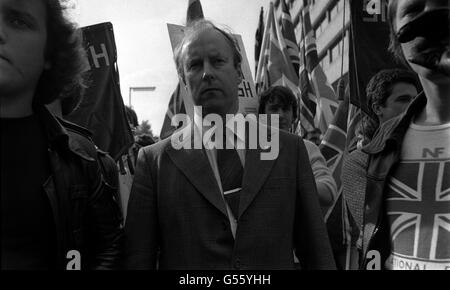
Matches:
[273,0,350,87]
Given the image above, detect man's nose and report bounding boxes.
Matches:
[201,62,215,82]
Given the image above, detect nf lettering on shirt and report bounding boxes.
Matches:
[385,122,450,270]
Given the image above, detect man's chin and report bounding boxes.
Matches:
[415,64,450,83]
[201,104,227,116]
[198,102,237,116]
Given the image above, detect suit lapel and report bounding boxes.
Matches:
[238,129,281,218]
[165,125,228,217]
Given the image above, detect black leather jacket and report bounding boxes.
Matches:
[37,106,123,270]
[359,93,427,269]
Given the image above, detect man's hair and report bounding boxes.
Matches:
[125,106,139,127]
[35,0,87,106]
[258,86,298,120]
[173,19,242,82]
[387,0,409,66]
[362,68,419,140]
[366,68,419,109]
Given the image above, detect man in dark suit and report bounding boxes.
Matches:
[124,19,335,270]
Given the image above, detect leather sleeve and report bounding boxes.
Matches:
[86,153,124,270]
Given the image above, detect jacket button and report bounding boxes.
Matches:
[234,259,241,269]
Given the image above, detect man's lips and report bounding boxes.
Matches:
[0,54,11,64]
[200,88,221,95]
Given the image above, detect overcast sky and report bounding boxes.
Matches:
[69,0,271,136]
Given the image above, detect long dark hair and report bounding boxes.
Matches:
[34,0,87,106]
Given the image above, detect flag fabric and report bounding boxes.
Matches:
[160,0,205,139]
[159,84,186,140]
[349,0,406,116]
[279,0,316,136]
[319,81,359,269]
[256,2,299,95]
[279,0,300,75]
[297,12,317,137]
[256,1,312,137]
[186,0,204,24]
[346,102,362,151]
[302,0,338,135]
[255,7,264,79]
[319,81,349,194]
[63,22,134,161]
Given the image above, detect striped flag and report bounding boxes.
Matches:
[319,80,349,194]
[302,0,338,135]
[319,79,358,269]
[279,0,300,74]
[297,12,317,137]
[256,1,316,138]
[160,0,204,139]
[280,0,316,136]
[346,102,362,151]
[255,2,299,97]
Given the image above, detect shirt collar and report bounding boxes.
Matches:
[193,108,247,149]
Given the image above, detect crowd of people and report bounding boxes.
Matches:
[1,0,448,270]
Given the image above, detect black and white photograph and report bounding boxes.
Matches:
[1,0,449,281]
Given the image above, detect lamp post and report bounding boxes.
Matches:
[128,86,156,108]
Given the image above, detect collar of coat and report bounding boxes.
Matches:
[35,105,96,162]
[362,92,427,155]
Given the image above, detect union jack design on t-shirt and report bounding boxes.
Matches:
[385,122,450,270]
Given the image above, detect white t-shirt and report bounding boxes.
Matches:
[385,121,450,270]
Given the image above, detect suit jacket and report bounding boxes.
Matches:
[124,124,336,270]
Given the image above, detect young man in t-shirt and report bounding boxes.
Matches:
[258,86,338,215]
[360,0,450,270]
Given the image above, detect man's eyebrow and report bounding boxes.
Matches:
[5,6,39,26]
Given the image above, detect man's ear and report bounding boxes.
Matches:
[372,103,382,116]
[236,66,243,84]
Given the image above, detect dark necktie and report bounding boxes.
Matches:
[217,148,243,218]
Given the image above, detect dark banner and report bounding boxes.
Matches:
[63,22,133,161]
[349,0,406,117]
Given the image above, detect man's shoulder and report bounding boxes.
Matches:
[277,129,304,149]
[139,135,171,156]
[57,118,99,160]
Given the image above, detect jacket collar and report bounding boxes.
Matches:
[166,121,280,218]
[363,92,427,155]
[36,105,95,161]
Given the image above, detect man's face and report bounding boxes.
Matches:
[181,28,241,116]
[394,0,450,82]
[264,99,293,132]
[0,0,48,98]
[377,82,418,123]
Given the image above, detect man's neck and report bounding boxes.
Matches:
[415,76,450,125]
[0,91,34,118]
